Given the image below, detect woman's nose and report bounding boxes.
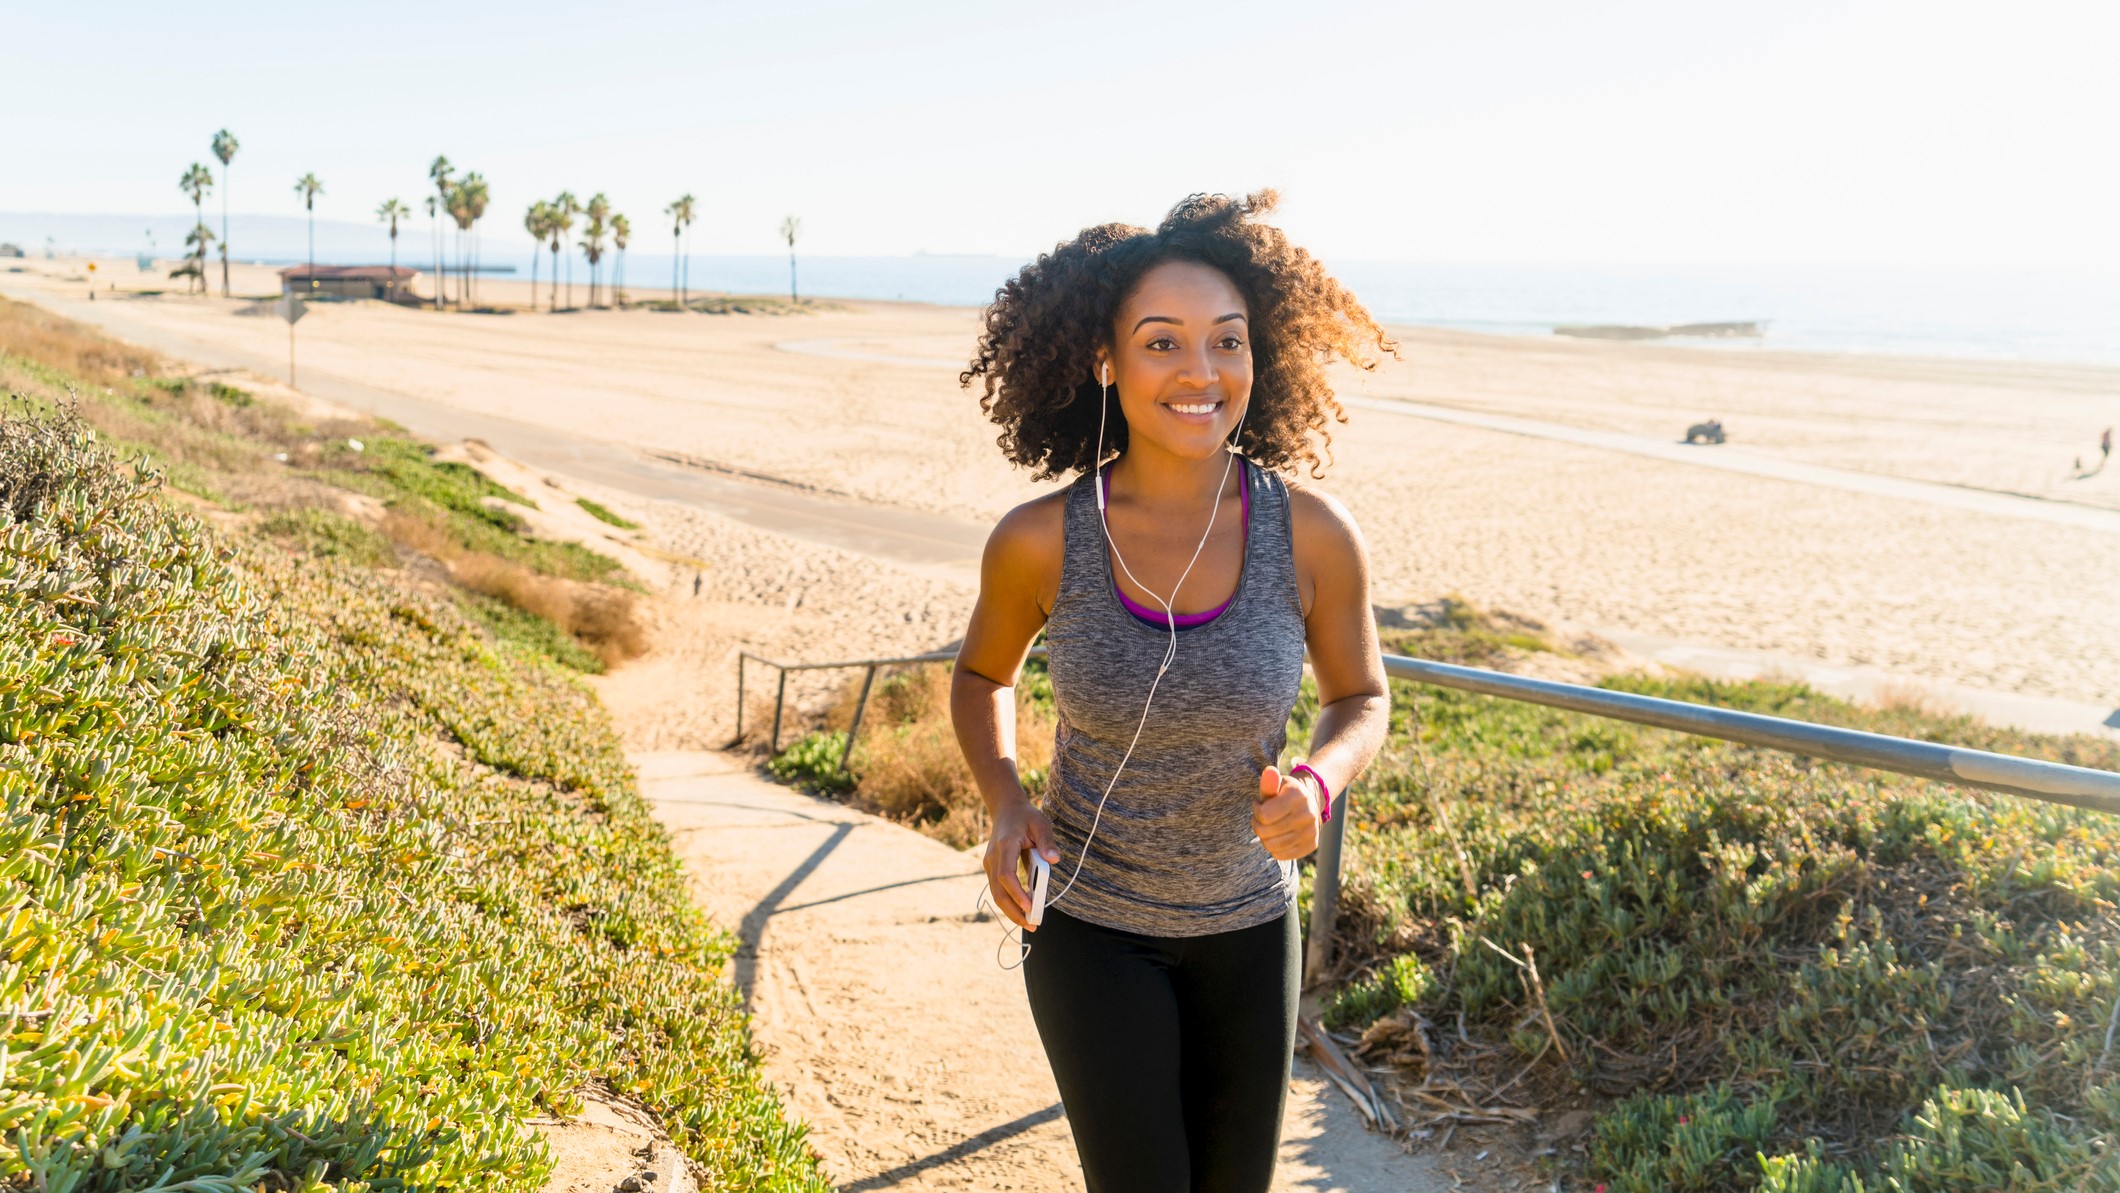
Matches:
[1175,344,1219,386]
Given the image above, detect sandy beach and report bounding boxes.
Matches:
[7,256,2119,741]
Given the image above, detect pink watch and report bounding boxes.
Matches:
[1291,764,1332,823]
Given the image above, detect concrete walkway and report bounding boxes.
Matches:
[637,750,1447,1192]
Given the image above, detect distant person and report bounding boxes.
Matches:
[2103,426,2112,465]
[952,192,1392,1191]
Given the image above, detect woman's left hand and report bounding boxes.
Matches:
[1253,765,1320,861]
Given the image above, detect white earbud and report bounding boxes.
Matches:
[1095,364,1111,512]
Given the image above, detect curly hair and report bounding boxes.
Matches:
[961,190,1396,481]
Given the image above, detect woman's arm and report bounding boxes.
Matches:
[951,498,1063,930]
[1254,487,1390,861]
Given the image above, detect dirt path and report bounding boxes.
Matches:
[637,750,1450,1192]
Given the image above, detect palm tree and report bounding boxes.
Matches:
[666,194,696,307]
[780,215,802,303]
[611,213,631,307]
[445,174,488,310]
[376,198,409,300]
[178,163,213,295]
[545,214,564,313]
[552,192,579,309]
[457,173,489,307]
[428,156,454,305]
[664,200,680,305]
[523,201,553,310]
[445,185,469,309]
[424,194,443,308]
[582,193,611,307]
[581,222,607,308]
[172,223,215,292]
[293,173,324,283]
[210,129,238,296]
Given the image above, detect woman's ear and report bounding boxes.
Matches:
[1093,348,1110,388]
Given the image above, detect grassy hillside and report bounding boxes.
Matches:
[0,296,642,675]
[1,320,827,1188]
[775,605,2120,1190]
[1328,615,2118,1190]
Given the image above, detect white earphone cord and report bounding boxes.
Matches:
[983,364,1272,969]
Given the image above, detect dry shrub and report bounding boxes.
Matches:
[1871,680,1961,720]
[383,510,647,666]
[0,401,145,523]
[0,297,159,384]
[854,715,988,847]
[846,664,1055,849]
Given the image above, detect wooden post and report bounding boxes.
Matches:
[734,655,746,742]
[838,664,879,773]
[769,669,789,754]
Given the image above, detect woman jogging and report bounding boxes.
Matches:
[950,191,1394,1191]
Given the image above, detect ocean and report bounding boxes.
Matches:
[9,212,2117,367]
[677,255,2120,368]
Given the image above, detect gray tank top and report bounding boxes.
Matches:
[1041,457,1308,937]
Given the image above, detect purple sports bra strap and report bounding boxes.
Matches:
[1105,457,1250,628]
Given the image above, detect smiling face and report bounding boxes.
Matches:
[1097,259,1253,463]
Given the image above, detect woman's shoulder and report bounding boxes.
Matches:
[989,485,1072,554]
[979,485,1074,606]
[1281,474,1362,544]
[1279,474,1368,590]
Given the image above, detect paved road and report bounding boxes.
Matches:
[1337,395,2120,537]
[0,283,986,573]
[780,337,2120,538]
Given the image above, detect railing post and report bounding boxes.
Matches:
[839,664,879,773]
[1305,785,1349,985]
[734,654,746,742]
[770,669,789,754]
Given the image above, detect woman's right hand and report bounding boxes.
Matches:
[984,797,1060,932]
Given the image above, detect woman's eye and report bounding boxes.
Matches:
[1147,337,1176,351]
[1218,336,1245,350]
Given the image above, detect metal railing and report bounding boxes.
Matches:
[737,647,2120,973]
[1379,656,2120,811]
[738,647,1044,766]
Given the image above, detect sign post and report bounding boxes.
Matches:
[276,292,308,385]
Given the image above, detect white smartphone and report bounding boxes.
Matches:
[1026,852,1051,928]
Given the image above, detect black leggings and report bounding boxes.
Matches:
[1022,906,1300,1193]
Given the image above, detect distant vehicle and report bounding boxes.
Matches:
[0,243,23,259]
[1685,419,1726,445]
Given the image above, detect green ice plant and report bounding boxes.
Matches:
[0,406,830,1190]
[1314,622,2120,1190]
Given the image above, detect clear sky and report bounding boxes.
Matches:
[8,0,2117,266]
